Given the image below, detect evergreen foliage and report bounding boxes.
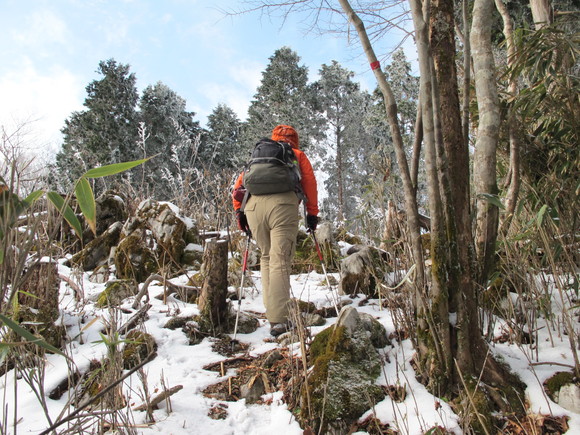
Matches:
[138,82,201,200]
[56,59,140,191]
[313,61,375,222]
[244,47,323,152]
[205,103,243,169]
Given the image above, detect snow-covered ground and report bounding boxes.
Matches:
[2,257,579,434]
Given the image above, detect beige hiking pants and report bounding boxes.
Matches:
[244,191,300,324]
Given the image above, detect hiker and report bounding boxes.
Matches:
[232,125,319,337]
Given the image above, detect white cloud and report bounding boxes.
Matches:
[230,60,264,94]
[192,59,264,124]
[12,9,67,47]
[0,59,84,155]
[195,81,252,125]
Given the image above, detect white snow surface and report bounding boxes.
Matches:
[3,257,579,434]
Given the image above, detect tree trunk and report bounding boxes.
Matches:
[461,0,472,149]
[408,0,453,392]
[471,0,501,285]
[496,0,521,232]
[336,125,344,221]
[337,0,426,297]
[198,238,229,330]
[410,103,423,191]
[530,0,552,28]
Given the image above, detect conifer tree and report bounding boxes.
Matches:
[56,59,139,190]
[138,81,201,199]
[244,46,322,151]
[205,103,243,169]
[314,61,373,222]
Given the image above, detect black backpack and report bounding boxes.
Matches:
[243,138,303,196]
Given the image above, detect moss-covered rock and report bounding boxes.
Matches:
[114,231,158,282]
[96,279,138,307]
[292,298,317,313]
[293,229,341,274]
[184,224,201,245]
[453,379,494,434]
[70,222,123,271]
[293,231,318,273]
[545,371,580,412]
[122,330,157,369]
[182,245,204,267]
[302,307,386,433]
[334,226,363,245]
[164,315,196,330]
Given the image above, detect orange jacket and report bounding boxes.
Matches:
[232,145,319,216]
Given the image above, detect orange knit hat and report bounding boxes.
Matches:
[272,125,299,149]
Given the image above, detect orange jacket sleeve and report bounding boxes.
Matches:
[295,149,319,216]
[232,172,244,211]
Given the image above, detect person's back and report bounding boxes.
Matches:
[232,125,319,336]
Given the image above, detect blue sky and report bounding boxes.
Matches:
[1,0,413,155]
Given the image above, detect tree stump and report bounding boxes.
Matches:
[17,261,64,348]
[198,237,229,331]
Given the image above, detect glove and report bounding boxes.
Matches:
[306,214,319,232]
[232,186,247,203]
[236,210,251,236]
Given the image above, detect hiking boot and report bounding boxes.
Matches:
[270,321,293,337]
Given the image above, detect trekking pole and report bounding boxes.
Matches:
[310,229,340,316]
[232,233,251,349]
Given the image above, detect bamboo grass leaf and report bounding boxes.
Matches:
[75,177,96,236]
[46,191,83,239]
[83,157,152,179]
[22,190,45,207]
[0,313,68,358]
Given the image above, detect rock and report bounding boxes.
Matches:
[359,312,390,348]
[302,312,326,327]
[302,306,386,434]
[233,311,260,334]
[135,199,187,263]
[262,349,283,368]
[240,374,267,404]
[339,246,390,297]
[96,279,138,307]
[164,316,196,330]
[122,330,157,370]
[293,228,340,274]
[95,191,128,236]
[114,231,157,282]
[70,222,123,271]
[556,383,580,413]
[182,243,204,267]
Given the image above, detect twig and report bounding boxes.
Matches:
[132,274,199,309]
[58,273,84,301]
[529,361,575,369]
[202,356,254,371]
[118,304,152,336]
[133,385,183,412]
